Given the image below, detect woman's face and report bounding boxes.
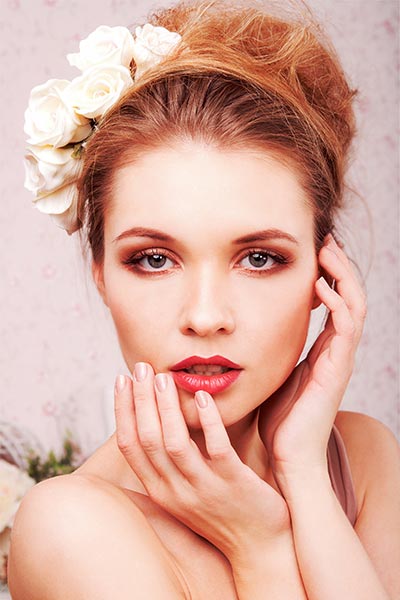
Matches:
[94,142,320,430]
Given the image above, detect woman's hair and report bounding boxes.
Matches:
[77,0,357,265]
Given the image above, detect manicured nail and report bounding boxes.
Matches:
[317,276,329,288]
[326,233,337,247]
[115,374,126,393]
[195,390,208,408]
[134,362,148,382]
[155,373,168,392]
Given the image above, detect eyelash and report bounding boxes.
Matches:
[121,247,291,276]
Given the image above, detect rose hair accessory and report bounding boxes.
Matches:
[23,24,182,235]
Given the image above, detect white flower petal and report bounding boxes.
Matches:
[64,65,133,119]
[24,79,91,148]
[132,24,181,80]
[67,25,135,71]
[34,183,76,216]
[50,193,80,235]
[24,145,81,197]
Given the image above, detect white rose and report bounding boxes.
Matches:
[24,145,81,234]
[24,145,81,198]
[67,25,135,71]
[24,79,92,148]
[64,65,133,119]
[0,460,35,532]
[29,182,80,235]
[132,23,182,79]
[49,187,80,235]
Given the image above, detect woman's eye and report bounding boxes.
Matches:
[239,250,285,271]
[123,248,289,274]
[123,250,175,272]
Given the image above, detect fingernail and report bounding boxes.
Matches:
[134,362,148,382]
[155,373,168,392]
[195,390,208,408]
[115,374,126,393]
[317,276,329,288]
[326,233,336,247]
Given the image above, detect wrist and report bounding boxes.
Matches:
[274,462,332,504]
[226,528,295,571]
[228,530,308,600]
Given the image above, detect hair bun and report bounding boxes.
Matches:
[148,0,356,163]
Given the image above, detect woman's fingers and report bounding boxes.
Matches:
[306,235,367,380]
[194,390,241,477]
[115,362,244,501]
[314,277,356,369]
[154,373,208,482]
[132,363,183,479]
[320,235,367,342]
[114,374,161,491]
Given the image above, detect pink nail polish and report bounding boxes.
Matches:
[195,391,208,408]
[134,362,148,382]
[155,373,168,392]
[115,374,126,393]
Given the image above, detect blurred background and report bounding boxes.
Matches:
[0,0,399,460]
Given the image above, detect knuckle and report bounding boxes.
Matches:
[209,444,232,461]
[139,433,161,454]
[165,443,188,460]
[116,432,134,457]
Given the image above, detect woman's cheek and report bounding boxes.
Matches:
[260,281,315,377]
[106,289,168,369]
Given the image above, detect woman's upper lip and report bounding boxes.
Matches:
[170,355,242,371]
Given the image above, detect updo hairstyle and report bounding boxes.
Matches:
[77,0,357,265]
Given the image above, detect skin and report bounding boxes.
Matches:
[9,141,399,600]
[94,142,321,479]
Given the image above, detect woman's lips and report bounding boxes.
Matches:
[171,369,242,394]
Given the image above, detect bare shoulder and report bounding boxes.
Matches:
[334,410,400,598]
[8,473,188,600]
[334,410,400,490]
[334,410,400,512]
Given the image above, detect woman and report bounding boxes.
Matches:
[8,0,399,598]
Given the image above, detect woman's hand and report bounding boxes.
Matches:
[258,234,367,489]
[114,364,291,560]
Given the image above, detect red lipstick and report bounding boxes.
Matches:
[170,355,242,394]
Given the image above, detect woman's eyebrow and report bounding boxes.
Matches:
[232,229,299,245]
[113,227,175,243]
[113,227,299,245]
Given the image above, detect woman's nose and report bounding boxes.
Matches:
[178,268,235,337]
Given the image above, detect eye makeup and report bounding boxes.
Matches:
[120,246,293,277]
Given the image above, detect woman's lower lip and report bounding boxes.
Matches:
[171,370,242,394]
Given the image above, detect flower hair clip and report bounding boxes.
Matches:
[23,24,182,235]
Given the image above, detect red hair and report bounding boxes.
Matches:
[77,0,357,264]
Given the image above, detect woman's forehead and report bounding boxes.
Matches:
[107,143,315,243]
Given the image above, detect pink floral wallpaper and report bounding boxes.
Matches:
[0,0,398,458]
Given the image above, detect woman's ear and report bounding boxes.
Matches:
[92,261,109,307]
